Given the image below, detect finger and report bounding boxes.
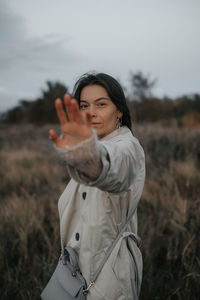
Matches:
[64,94,82,124]
[63,94,71,114]
[71,99,82,124]
[64,94,73,122]
[85,111,92,127]
[55,98,67,125]
[49,129,60,144]
[80,110,87,124]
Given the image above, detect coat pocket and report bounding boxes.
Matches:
[112,234,143,300]
[91,259,125,300]
[88,249,125,300]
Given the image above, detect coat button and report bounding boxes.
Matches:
[75,233,80,241]
[82,192,87,200]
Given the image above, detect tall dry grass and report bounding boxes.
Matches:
[0,124,68,299]
[133,123,200,299]
[0,123,200,299]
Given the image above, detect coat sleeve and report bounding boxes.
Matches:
[59,131,145,193]
[55,129,102,180]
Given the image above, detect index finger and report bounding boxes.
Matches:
[55,98,67,125]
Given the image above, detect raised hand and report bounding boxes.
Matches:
[49,94,92,148]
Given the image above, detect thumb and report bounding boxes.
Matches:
[49,129,59,144]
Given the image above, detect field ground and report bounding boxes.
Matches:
[0,123,200,299]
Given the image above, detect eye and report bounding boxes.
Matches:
[80,104,88,110]
[97,102,106,107]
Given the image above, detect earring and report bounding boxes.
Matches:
[116,117,122,129]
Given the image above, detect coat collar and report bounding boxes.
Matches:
[100,126,131,141]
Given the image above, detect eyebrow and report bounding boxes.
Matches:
[80,97,110,103]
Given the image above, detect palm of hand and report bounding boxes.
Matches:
[49,94,92,148]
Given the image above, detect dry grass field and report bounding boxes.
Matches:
[0,123,200,299]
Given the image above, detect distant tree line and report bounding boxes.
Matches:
[128,94,200,127]
[1,81,68,125]
[2,72,200,128]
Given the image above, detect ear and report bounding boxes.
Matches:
[117,111,123,119]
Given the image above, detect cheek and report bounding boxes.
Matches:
[102,110,117,126]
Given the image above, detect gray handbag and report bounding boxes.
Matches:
[41,205,140,299]
[41,246,88,300]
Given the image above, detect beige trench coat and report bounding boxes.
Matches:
[58,126,145,300]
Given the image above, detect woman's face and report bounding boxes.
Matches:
[79,85,123,139]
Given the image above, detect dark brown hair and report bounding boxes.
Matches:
[72,72,132,131]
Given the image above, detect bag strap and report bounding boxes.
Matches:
[63,246,80,271]
[61,205,139,293]
[90,204,139,284]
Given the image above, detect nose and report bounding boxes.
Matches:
[88,105,97,116]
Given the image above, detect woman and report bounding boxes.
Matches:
[49,73,145,300]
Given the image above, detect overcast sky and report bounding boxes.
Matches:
[0,0,200,112]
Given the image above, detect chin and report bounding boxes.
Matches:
[96,130,104,139]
